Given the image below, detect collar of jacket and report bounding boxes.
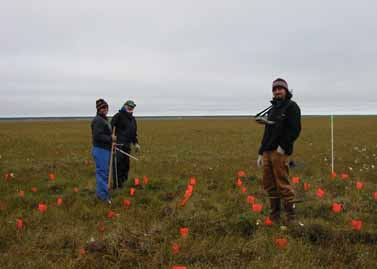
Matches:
[97,113,108,121]
[270,98,290,108]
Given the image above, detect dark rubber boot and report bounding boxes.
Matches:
[270,198,281,223]
[284,201,296,223]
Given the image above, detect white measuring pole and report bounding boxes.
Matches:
[331,114,334,173]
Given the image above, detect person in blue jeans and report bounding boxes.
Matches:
[91,99,116,203]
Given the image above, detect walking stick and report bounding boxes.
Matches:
[108,127,116,190]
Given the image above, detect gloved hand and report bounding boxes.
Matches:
[277,146,285,155]
[134,143,141,153]
[257,155,263,168]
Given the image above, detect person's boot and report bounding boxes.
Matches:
[270,198,281,224]
[284,201,298,225]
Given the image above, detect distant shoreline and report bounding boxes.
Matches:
[0,114,376,121]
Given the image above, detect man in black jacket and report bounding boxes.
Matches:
[111,100,140,189]
[256,78,301,224]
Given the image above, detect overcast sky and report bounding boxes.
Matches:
[1,1,377,117]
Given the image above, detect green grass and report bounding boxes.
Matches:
[0,116,376,268]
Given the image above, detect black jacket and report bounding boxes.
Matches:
[111,109,138,147]
[258,98,301,156]
[91,114,112,150]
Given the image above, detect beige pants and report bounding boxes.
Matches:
[262,150,295,203]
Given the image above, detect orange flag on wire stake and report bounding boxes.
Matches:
[356,181,363,190]
[18,190,25,198]
[292,177,300,184]
[351,220,363,231]
[57,197,63,206]
[130,188,136,196]
[134,178,140,186]
[264,217,273,226]
[275,238,288,249]
[332,203,342,213]
[252,203,263,213]
[172,266,187,269]
[236,178,242,187]
[49,173,55,181]
[38,203,47,213]
[123,199,131,208]
[16,219,24,230]
[303,182,310,191]
[189,177,197,185]
[180,227,189,238]
[247,195,255,204]
[341,173,349,180]
[172,243,180,254]
[374,192,377,201]
[316,188,325,198]
[143,176,149,184]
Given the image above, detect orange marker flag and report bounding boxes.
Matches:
[316,188,325,198]
[238,170,246,177]
[134,178,140,186]
[57,197,63,206]
[303,182,310,191]
[252,203,263,213]
[73,187,79,193]
[180,227,189,238]
[241,187,247,193]
[97,223,105,233]
[38,203,47,213]
[356,181,363,190]
[172,243,180,254]
[16,219,24,230]
[143,176,149,184]
[49,173,56,181]
[107,210,116,218]
[130,188,136,196]
[123,199,131,208]
[236,178,243,187]
[18,190,25,198]
[264,217,273,226]
[31,187,38,193]
[275,238,288,249]
[331,172,337,179]
[341,173,349,180]
[351,220,363,231]
[292,177,300,184]
[189,177,197,185]
[172,266,187,269]
[79,248,86,256]
[247,195,255,204]
[374,192,377,201]
[332,203,342,213]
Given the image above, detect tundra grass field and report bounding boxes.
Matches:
[0,116,376,268]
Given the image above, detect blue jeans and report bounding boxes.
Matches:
[92,147,111,201]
